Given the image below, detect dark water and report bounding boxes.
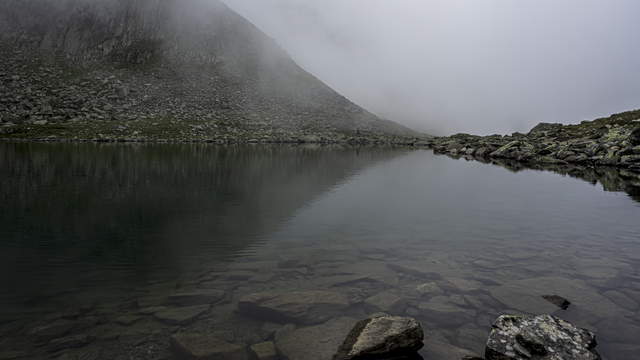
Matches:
[1,142,639,359]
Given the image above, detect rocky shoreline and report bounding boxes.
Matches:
[427,109,640,173]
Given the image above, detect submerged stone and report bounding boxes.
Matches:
[364,291,406,314]
[276,317,358,360]
[238,290,350,325]
[485,314,600,360]
[541,295,571,310]
[167,290,226,306]
[333,315,424,360]
[249,341,278,360]
[171,333,248,360]
[47,334,94,353]
[154,305,209,325]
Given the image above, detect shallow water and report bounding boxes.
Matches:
[1,142,639,359]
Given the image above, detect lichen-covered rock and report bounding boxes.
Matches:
[333,315,424,360]
[485,314,600,360]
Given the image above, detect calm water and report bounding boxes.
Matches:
[1,143,639,359]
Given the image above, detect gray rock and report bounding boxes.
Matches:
[47,334,94,352]
[167,290,226,306]
[485,314,600,360]
[418,296,475,326]
[364,292,406,314]
[415,282,444,296]
[489,277,619,317]
[276,317,358,360]
[238,290,350,325]
[333,315,424,360]
[250,341,278,360]
[29,319,76,342]
[154,305,210,325]
[541,295,571,310]
[171,333,248,360]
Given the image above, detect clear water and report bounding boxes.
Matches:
[1,142,639,359]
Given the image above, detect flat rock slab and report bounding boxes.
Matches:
[489,277,619,317]
[167,290,226,306]
[364,292,406,314]
[154,305,209,325]
[171,333,248,360]
[250,341,278,360]
[334,315,424,360]
[238,290,350,325]
[485,314,601,360]
[276,317,358,360]
[47,334,94,353]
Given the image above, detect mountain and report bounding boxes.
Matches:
[0,0,416,142]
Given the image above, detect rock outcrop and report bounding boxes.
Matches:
[0,0,415,142]
[485,314,601,360]
[429,110,640,172]
[333,315,424,360]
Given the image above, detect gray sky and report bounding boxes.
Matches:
[224,0,640,135]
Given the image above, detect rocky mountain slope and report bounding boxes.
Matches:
[0,0,416,142]
[429,109,640,172]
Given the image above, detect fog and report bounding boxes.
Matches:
[223,0,640,135]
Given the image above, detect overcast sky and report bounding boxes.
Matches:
[224,0,640,135]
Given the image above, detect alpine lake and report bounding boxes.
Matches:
[1,142,639,360]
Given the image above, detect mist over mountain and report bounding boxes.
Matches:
[0,0,415,142]
[224,0,640,135]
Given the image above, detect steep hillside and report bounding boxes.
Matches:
[0,0,416,142]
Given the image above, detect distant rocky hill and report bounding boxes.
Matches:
[429,109,640,172]
[0,0,416,142]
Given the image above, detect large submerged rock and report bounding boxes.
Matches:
[333,315,424,360]
[170,333,248,360]
[238,290,350,325]
[485,314,601,360]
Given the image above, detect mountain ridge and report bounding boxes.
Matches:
[0,0,418,142]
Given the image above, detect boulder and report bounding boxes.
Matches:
[333,315,424,360]
[170,333,248,360]
[485,314,600,360]
[238,290,350,325]
[630,126,640,146]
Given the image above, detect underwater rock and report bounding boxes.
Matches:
[153,305,209,325]
[541,295,571,310]
[171,333,248,360]
[238,290,350,325]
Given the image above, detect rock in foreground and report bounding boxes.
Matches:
[334,315,424,360]
[485,314,600,360]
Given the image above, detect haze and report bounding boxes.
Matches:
[224,0,640,135]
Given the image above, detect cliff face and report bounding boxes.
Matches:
[0,0,415,141]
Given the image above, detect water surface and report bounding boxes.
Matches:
[1,143,639,359]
